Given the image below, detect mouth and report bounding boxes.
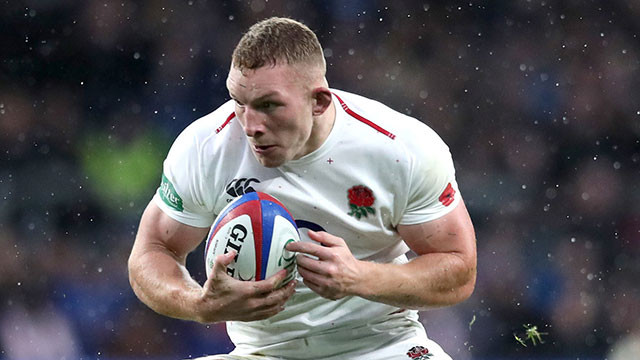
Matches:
[252,144,277,154]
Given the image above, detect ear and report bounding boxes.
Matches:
[311,87,333,116]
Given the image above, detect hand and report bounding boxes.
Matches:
[196,251,296,323]
[286,230,364,300]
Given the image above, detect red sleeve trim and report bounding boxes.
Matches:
[332,92,396,140]
[215,112,236,134]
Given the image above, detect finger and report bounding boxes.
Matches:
[266,268,290,291]
[296,253,325,274]
[287,241,331,259]
[297,264,326,286]
[262,280,296,307]
[245,300,289,321]
[307,230,344,247]
[251,269,289,294]
[299,275,328,298]
[211,250,237,278]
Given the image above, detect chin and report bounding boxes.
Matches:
[255,155,287,168]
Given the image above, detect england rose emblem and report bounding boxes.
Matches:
[347,185,375,219]
[406,345,432,359]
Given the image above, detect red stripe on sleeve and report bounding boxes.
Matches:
[215,112,236,134]
[332,92,396,140]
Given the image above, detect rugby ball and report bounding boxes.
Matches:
[204,192,299,285]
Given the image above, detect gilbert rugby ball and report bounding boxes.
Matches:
[204,192,299,285]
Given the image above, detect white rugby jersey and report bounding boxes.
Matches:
[153,89,461,348]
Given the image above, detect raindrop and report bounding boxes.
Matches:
[545,187,557,199]
[250,0,266,12]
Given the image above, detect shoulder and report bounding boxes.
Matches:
[331,89,449,157]
[163,99,241,183]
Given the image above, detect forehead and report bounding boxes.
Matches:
[226,64,303,97]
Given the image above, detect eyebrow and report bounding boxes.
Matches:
[230,91,281,104]
[253,91,280,102]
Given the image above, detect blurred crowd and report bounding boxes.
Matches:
[1,1,639,359]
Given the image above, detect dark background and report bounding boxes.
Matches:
[1,0,639,359]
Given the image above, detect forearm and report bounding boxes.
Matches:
[128,246,204,322]
[354,252,476,310]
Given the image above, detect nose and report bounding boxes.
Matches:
[240,107,265,138]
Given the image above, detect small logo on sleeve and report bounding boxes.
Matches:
[158,174,184,212]
[438,183,456,207]
[347,185,376,219]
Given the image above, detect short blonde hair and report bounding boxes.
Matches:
[232,17,325,72]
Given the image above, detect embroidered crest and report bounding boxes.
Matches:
[347,185,375,219]
[406,345,433,359]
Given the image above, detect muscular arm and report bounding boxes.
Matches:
[128,201,296,323]
[289,199,476,310]
[128,201,210,321]
[360,199,477,308]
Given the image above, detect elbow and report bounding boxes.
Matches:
[456,270,476,304]
[127,251,144,299]
[453,242,477,305]
[438,261,477,307]
[454,257,477,304]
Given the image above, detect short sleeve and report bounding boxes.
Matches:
[153,125,215,228]
[399,128,461,225]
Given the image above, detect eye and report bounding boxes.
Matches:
[233,99,245,108]
[259,101,275,109]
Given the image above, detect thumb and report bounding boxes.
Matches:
[211,250,236,279]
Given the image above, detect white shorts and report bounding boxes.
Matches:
[191,315,451,360]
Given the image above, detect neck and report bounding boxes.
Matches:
[306,96,336,155]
